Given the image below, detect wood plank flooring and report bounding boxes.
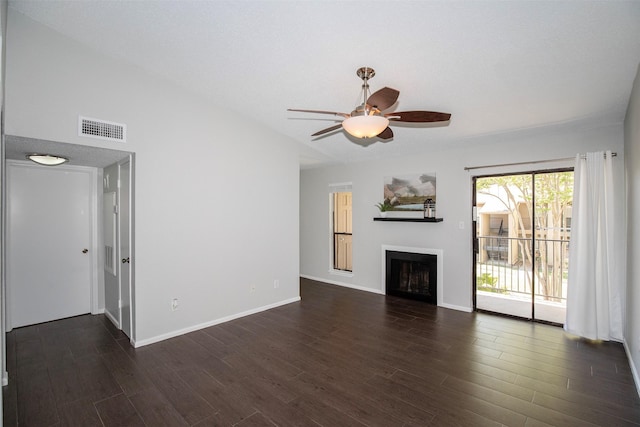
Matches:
[3,278,640,426]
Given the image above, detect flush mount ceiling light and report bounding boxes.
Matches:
[27,154,69,166]
[288,67,451,140]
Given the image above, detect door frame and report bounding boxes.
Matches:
[118,156,133,340]
[328,182,353,277]
[101,155,135,342]
[472,171,534,320]
[472,167,573,323]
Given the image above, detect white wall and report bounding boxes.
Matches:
[301,121,624,311]
[624,63,640,394]
[4,10,300,345]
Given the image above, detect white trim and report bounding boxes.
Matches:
[328,181,353,192]
[328,188,354,274]
[132,296,301,348]
[329,269,354,278]
[117,156,133,341]
[440,302,473,313]
[623,338,640,398]
[301,274,385,295]
[88,166,100,316]
[328,193,334,273]
[381,245,444,308]
[104,308,120,329]
[2,371,7,387]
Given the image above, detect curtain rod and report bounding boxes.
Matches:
[464,152,617,171]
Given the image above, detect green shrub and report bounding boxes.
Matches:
[477,273,507,293]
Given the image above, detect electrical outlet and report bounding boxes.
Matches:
[459,221,465,230]
[274,279,280,289]
[171,298,179,311]
[250,285,256,294]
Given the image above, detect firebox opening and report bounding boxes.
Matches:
[385,251,437,304]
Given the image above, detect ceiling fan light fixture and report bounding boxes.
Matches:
[27,154,69,166]
[342,115,389,138]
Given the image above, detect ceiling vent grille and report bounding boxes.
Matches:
[79,116,126,142]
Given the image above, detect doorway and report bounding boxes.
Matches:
[6,162,95,328]
[332,191,352,272]
[473,170,573,324]
[3,136,134,332]
[103,158,133,339]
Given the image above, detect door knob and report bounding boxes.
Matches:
[82,248,89,254]
[122,257,130,264]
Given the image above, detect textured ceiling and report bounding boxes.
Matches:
[7,0,640,168]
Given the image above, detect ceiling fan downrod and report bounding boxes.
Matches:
[357,66,375,113]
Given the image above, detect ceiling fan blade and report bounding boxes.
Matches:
[387,111,451,123]
[288,109,349,118]
[366,87,400,111]
[311,123,343,137]
[377,127,393,140]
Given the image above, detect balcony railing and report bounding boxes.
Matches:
[477,235,569,304]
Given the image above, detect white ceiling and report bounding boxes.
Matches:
[7,0,640,168]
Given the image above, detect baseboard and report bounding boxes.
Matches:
[440,302,473,313]
[301,274,472,313]
[623,338,640,398]
[133,296,301,348]
[2,370,7,386]
[104,309,120,329]
[300,274,385,295]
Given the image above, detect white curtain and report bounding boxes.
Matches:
[565,150,623,341]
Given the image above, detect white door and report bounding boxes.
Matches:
[7,162,94,329]
[119,160,132,338]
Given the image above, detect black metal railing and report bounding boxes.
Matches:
[476,235,569,303]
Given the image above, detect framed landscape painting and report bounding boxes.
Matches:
[383,173,436,211]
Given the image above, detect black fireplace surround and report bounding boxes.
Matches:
[385,251,437,304]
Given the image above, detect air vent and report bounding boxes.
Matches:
[79,116,126,142]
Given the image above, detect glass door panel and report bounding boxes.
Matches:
[532,171,572,323]
[475,175,533,319]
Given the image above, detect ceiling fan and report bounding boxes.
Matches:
[288,67,451,140]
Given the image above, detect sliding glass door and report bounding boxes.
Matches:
[473,170,573,324]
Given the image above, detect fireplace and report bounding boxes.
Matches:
[385,250,438,304]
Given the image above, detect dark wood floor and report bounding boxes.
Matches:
[3,278,640,426]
